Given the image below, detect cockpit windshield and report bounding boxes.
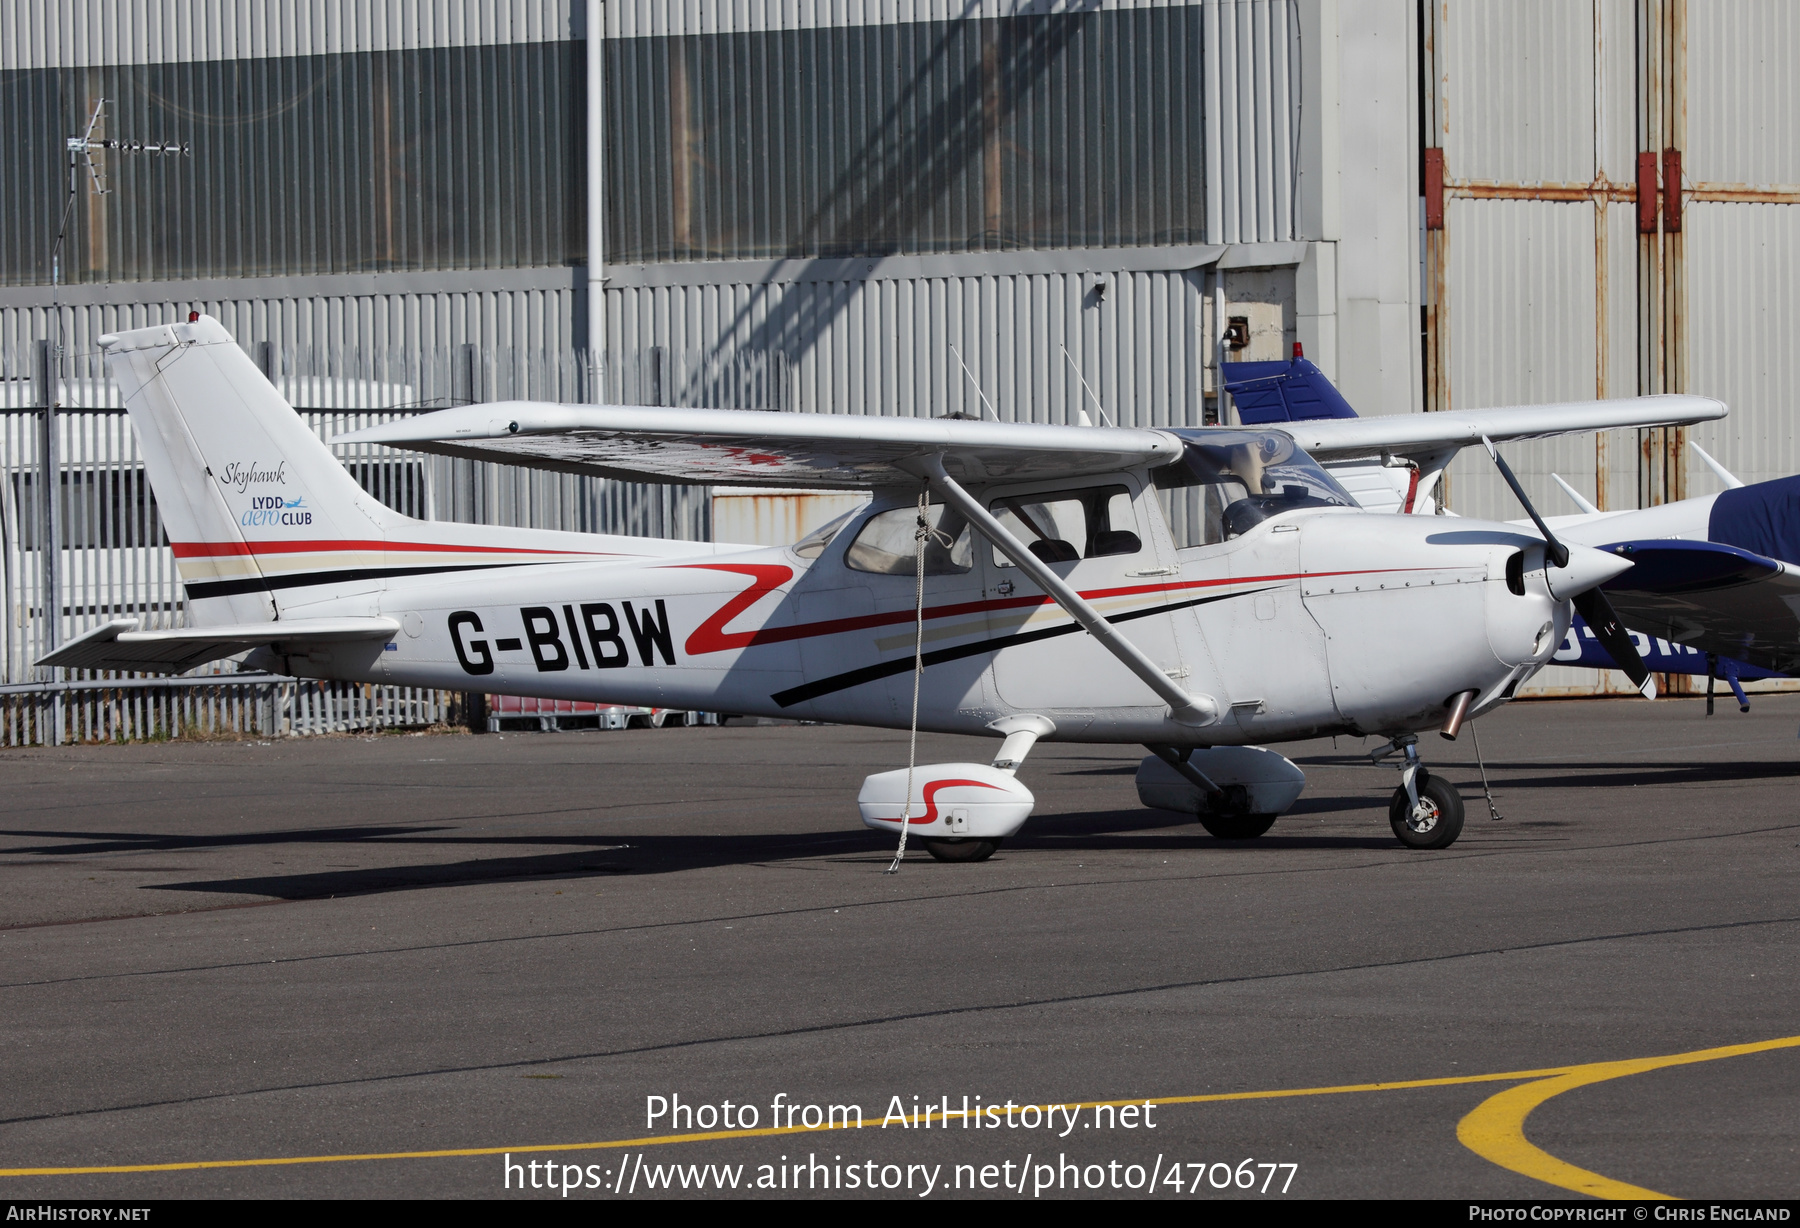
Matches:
[1154,429,1355,545]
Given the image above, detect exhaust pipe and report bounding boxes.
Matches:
[1439,689,1478,741]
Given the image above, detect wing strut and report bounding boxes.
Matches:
[921,456,1219,727]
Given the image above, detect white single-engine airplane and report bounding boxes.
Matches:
[44,317,1726,857]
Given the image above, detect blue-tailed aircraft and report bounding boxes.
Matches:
[1226,354,1800,715]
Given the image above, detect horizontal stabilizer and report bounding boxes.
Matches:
[1598,539,1800,675]
[1282,395,1726,461]
[332,404,1181,490]
[36,617,401,675]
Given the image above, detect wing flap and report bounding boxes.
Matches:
[332,403,1182,489]
[1597,540,1800,674]
[37,617,401,674]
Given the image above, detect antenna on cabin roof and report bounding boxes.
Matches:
[1059,344,1114,428]
[948,345,999,423]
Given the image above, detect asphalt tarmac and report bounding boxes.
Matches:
[1,696,1797,1201]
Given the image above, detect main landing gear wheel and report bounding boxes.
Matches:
[921,838,1003,863]
[1198,813,1278,839]
[1389,773,1465,849]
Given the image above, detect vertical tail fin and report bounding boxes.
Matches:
[101,315,405,625]
[1223,356,1361,424]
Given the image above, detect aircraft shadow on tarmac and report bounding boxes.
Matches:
[1293,753,1800,789]
[43,793,1432,902]
[0,824,443,857]
[23,751,1789,904]
[1063,753,1800,793]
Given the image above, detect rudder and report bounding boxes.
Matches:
[101,315,405,625]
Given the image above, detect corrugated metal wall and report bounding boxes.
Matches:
[605,267,1217,425]
[1430,0,1639,520]
[0,0,1334,739]
[602,0,1300,251]
[1425,0,1800,696]
[1681,0,1800,488]
[605,9,1213,262]
[597,0,1303,430]
[1,1,577,68]
[0,42,585,286]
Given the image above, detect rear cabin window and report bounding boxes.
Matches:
[988,485,1141,567]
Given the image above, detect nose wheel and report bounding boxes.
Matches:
[1375,734,1466,849]
[1388,772,1464,848]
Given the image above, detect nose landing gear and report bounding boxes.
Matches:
[1375,735,1466,849]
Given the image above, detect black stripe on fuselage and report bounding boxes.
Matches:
[769,587,1272,708]
[183,562,529,600]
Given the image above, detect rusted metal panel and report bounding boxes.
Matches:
[710,490,872,549]
[1637,151,1660,232]
[1663,148,1684,231]
[1423,148,1445,229]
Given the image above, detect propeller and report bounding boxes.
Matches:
[1570,587,1655,699]
[1480,436,1655,699]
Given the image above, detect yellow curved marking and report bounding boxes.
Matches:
[1458,1034,1800,1199]
[4,1036,1795,1180]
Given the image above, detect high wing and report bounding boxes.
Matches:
[334,404,1182,490]
[1595,539,1800,674]
[1279,394,1726,462]
[37,617,400,674]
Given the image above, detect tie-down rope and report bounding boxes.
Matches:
[884,485,949,874]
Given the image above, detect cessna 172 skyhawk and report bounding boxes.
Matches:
[44,317,1725,858]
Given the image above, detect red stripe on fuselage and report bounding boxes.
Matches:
[916,778,1005,825]
[170,539,624,559]
[674,561,1439,657]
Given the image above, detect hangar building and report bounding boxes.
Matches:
[0,1,1793,736]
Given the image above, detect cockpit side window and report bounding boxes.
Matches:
[1154,430,1354,546]
[843,502,974,575]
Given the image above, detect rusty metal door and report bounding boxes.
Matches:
[1420,0,1800,696]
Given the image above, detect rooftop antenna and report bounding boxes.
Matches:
[40,99,188,675]
[1059,343,1114,428]
[52,99,189,288]
[948,344,999,422]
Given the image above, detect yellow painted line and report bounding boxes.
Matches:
[1457,1033,1800,1200]
[6,1036,1795,1182]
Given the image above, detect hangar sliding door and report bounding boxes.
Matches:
[1421,0,1800,695]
